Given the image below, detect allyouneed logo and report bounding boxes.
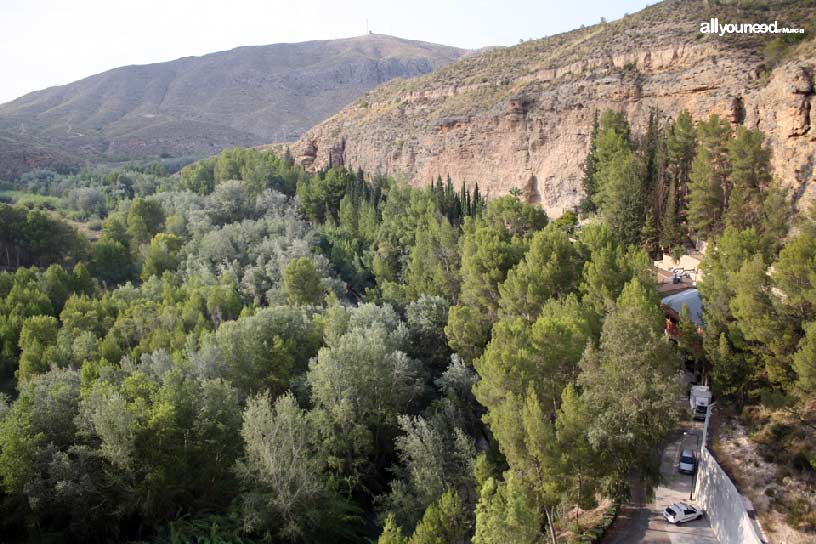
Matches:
[700,18,805,36]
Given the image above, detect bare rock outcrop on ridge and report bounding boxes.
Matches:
[294,0,816,216]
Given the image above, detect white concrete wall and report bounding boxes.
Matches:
[696,447,766,544]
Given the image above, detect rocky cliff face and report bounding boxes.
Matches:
[294,0,816,216]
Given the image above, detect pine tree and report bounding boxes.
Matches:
[379,513,408,544]
[724,126,773,231]
[555,384,599,518]
[459,181,469,219]
[578,279,681,489]
[338,194,358,237]
[282,147,294,167]
[758,182,789,259]
[410,490,469,544]
[594,129,644,247]
[498,225,582,321]
[687,115,730,237]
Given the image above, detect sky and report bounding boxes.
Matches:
[0,0,651,104]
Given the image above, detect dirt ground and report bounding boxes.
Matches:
[556,497,615,543]
[712,411,815,544]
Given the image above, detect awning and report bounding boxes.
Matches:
[661,288,703,327]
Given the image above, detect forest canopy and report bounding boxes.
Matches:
[0,106,812,543]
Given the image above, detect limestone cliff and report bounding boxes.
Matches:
[293,0,816,216]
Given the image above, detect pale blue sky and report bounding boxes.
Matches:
[0,0,652,104]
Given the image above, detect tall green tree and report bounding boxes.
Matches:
[641,109,665,215]
[473,472,542,544]
[592,114,645,247]
[409,490,470,544]
[665,110,696,215]
[660,179,683,250]
[578,223,653,314]
[724,126,773,232]
[555,384,600,517]
[446,206,531,360]
[581,110,601,212]
[687,115,730,237]
[498,225,582,322]
[578,279,681,493]
[698,226,763,402]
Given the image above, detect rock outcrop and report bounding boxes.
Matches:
[294,0,816,216]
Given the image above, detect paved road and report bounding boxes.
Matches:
[603,423,718,544]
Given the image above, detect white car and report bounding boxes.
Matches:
[663,502,704,524]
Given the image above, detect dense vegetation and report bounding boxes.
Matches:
[582,107,816,531]
[0,104,812,542]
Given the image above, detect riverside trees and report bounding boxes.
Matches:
[0,143,688,543]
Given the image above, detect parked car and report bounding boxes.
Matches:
[679,449,696,474]
[663,503,704,524]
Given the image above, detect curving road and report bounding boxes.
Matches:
[602,425,719,544]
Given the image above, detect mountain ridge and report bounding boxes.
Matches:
[291,0,816,216]
[0,33,466,178]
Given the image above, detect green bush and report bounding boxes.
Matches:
[787,496,816,531]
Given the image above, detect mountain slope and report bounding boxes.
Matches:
[0,34,465,178]
[293,0,816,216]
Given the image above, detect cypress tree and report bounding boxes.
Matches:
[435,175,444,211]
[473,183,482,215]
[642,109,663,213]
[581,110,600,211]
[641,207,659,258]
[660,179,682,250]
[459,181,469,219]
[666,110,696,215]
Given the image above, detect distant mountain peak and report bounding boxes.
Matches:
[0,35,465,179]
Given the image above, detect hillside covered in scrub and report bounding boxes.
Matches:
[0,34,464,179]
[294,0,816,216]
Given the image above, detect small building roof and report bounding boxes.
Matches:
[661,288,703,327]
